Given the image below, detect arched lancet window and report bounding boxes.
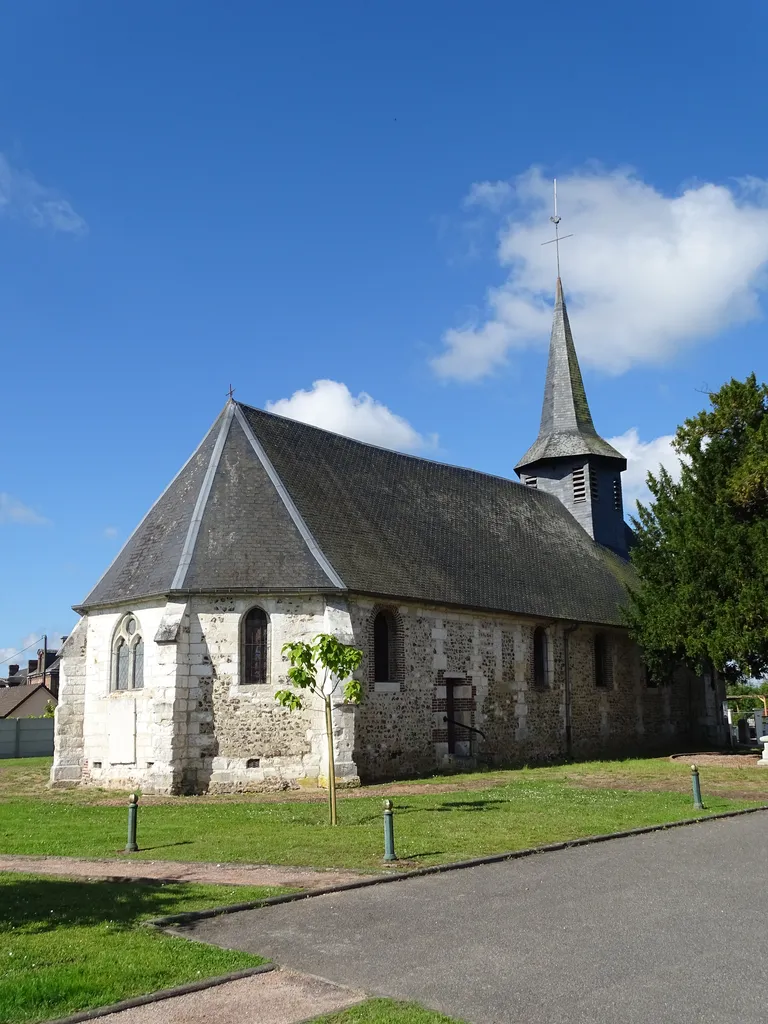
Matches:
[594,633,611,689]
[111,615,144,692]
[373,611,391,682]
[242,607,268,685]
[132,637,144,689]
[533,627,550,689]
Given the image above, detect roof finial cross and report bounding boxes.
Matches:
[227,384,235,401]
[541,178,574,280]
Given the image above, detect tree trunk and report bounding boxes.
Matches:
[324,695,338,825]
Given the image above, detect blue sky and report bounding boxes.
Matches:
[2,0,768,662]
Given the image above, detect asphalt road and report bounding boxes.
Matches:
[181,813,768,1024]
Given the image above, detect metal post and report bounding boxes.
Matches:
[383,799,397,862]
[125,793,139,852]
[691,764,704,811]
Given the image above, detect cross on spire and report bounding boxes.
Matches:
[541,178,574,279]
[227,384,236,401]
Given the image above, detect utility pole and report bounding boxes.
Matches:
[42,635,47,689]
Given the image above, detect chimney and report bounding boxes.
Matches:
[8,665,19,677]
[28,659,38,675]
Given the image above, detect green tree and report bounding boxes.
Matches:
[626,374,768,683]
[275,633,363,825]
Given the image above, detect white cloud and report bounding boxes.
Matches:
[463,180,513,211]
[103,526,119,539]
[0,647,19,668]
[0,493,50,525]
[0,631,67,674]
[266,379,437,453]
[608,428,682,512]
[433,166,768,380]
[0,153,86,235]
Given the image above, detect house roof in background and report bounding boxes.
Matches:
[0,685,54,718]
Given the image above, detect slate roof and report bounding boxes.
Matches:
[516,278,626,471]
[79,397,635,627]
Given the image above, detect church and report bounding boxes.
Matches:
[52,278,726,794]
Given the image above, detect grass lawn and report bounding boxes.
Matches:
[0,874,294,1024]
[310,1000,466,1023]
[1,757,764,870]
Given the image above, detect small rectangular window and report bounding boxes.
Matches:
[590,468,599,502]
[594,634,612,688]
[524,477,538,488]
[572,467,587,503]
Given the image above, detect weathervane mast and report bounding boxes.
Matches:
[541,178,574,279]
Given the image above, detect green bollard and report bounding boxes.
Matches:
[691,764,704,811]
[125,792,139,853]
[383,799,397,862]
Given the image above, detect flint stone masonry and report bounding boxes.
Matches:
[54,589,725,795]
[54,592,725,795]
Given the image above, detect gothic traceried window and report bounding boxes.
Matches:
[116,639,129,690]
[242,607,268,685]
[111,615,145,692]
[132,638,144,689]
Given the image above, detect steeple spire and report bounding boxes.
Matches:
[515,279,625,470]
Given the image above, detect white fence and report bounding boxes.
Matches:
[0,718,54,758]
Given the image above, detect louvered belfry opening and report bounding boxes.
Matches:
[243,607,267,685]
[572,466,587,503]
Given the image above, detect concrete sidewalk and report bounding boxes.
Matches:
[82,970,364,1024]
[0,854,371,889]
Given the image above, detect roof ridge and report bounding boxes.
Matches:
[233,404,345,589]
[171,402,235,590]
[237,400,545,490]
[76,405,231,611]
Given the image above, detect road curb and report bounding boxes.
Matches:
[150,803,768,929]
[41,965,277,1024]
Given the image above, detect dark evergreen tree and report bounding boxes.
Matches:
[627,374,768,683]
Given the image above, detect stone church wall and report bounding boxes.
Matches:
[347,596,720,782]
[54,591,724,795]
[52,593,355,795]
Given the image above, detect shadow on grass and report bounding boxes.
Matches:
[430,799,508,812]
[127,841,194,853]
[0,877,211,932]
[397,851,445,861]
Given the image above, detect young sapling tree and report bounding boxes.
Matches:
[275,633,363,825]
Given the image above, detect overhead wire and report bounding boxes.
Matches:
[0,635,46,668]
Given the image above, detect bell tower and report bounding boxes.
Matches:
[515,276,628,555]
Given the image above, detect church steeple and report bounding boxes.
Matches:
[516,279,625,469]
[515,277,628,557]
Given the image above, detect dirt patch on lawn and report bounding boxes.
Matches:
[669,752,763,769]
[0,854,375,888]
